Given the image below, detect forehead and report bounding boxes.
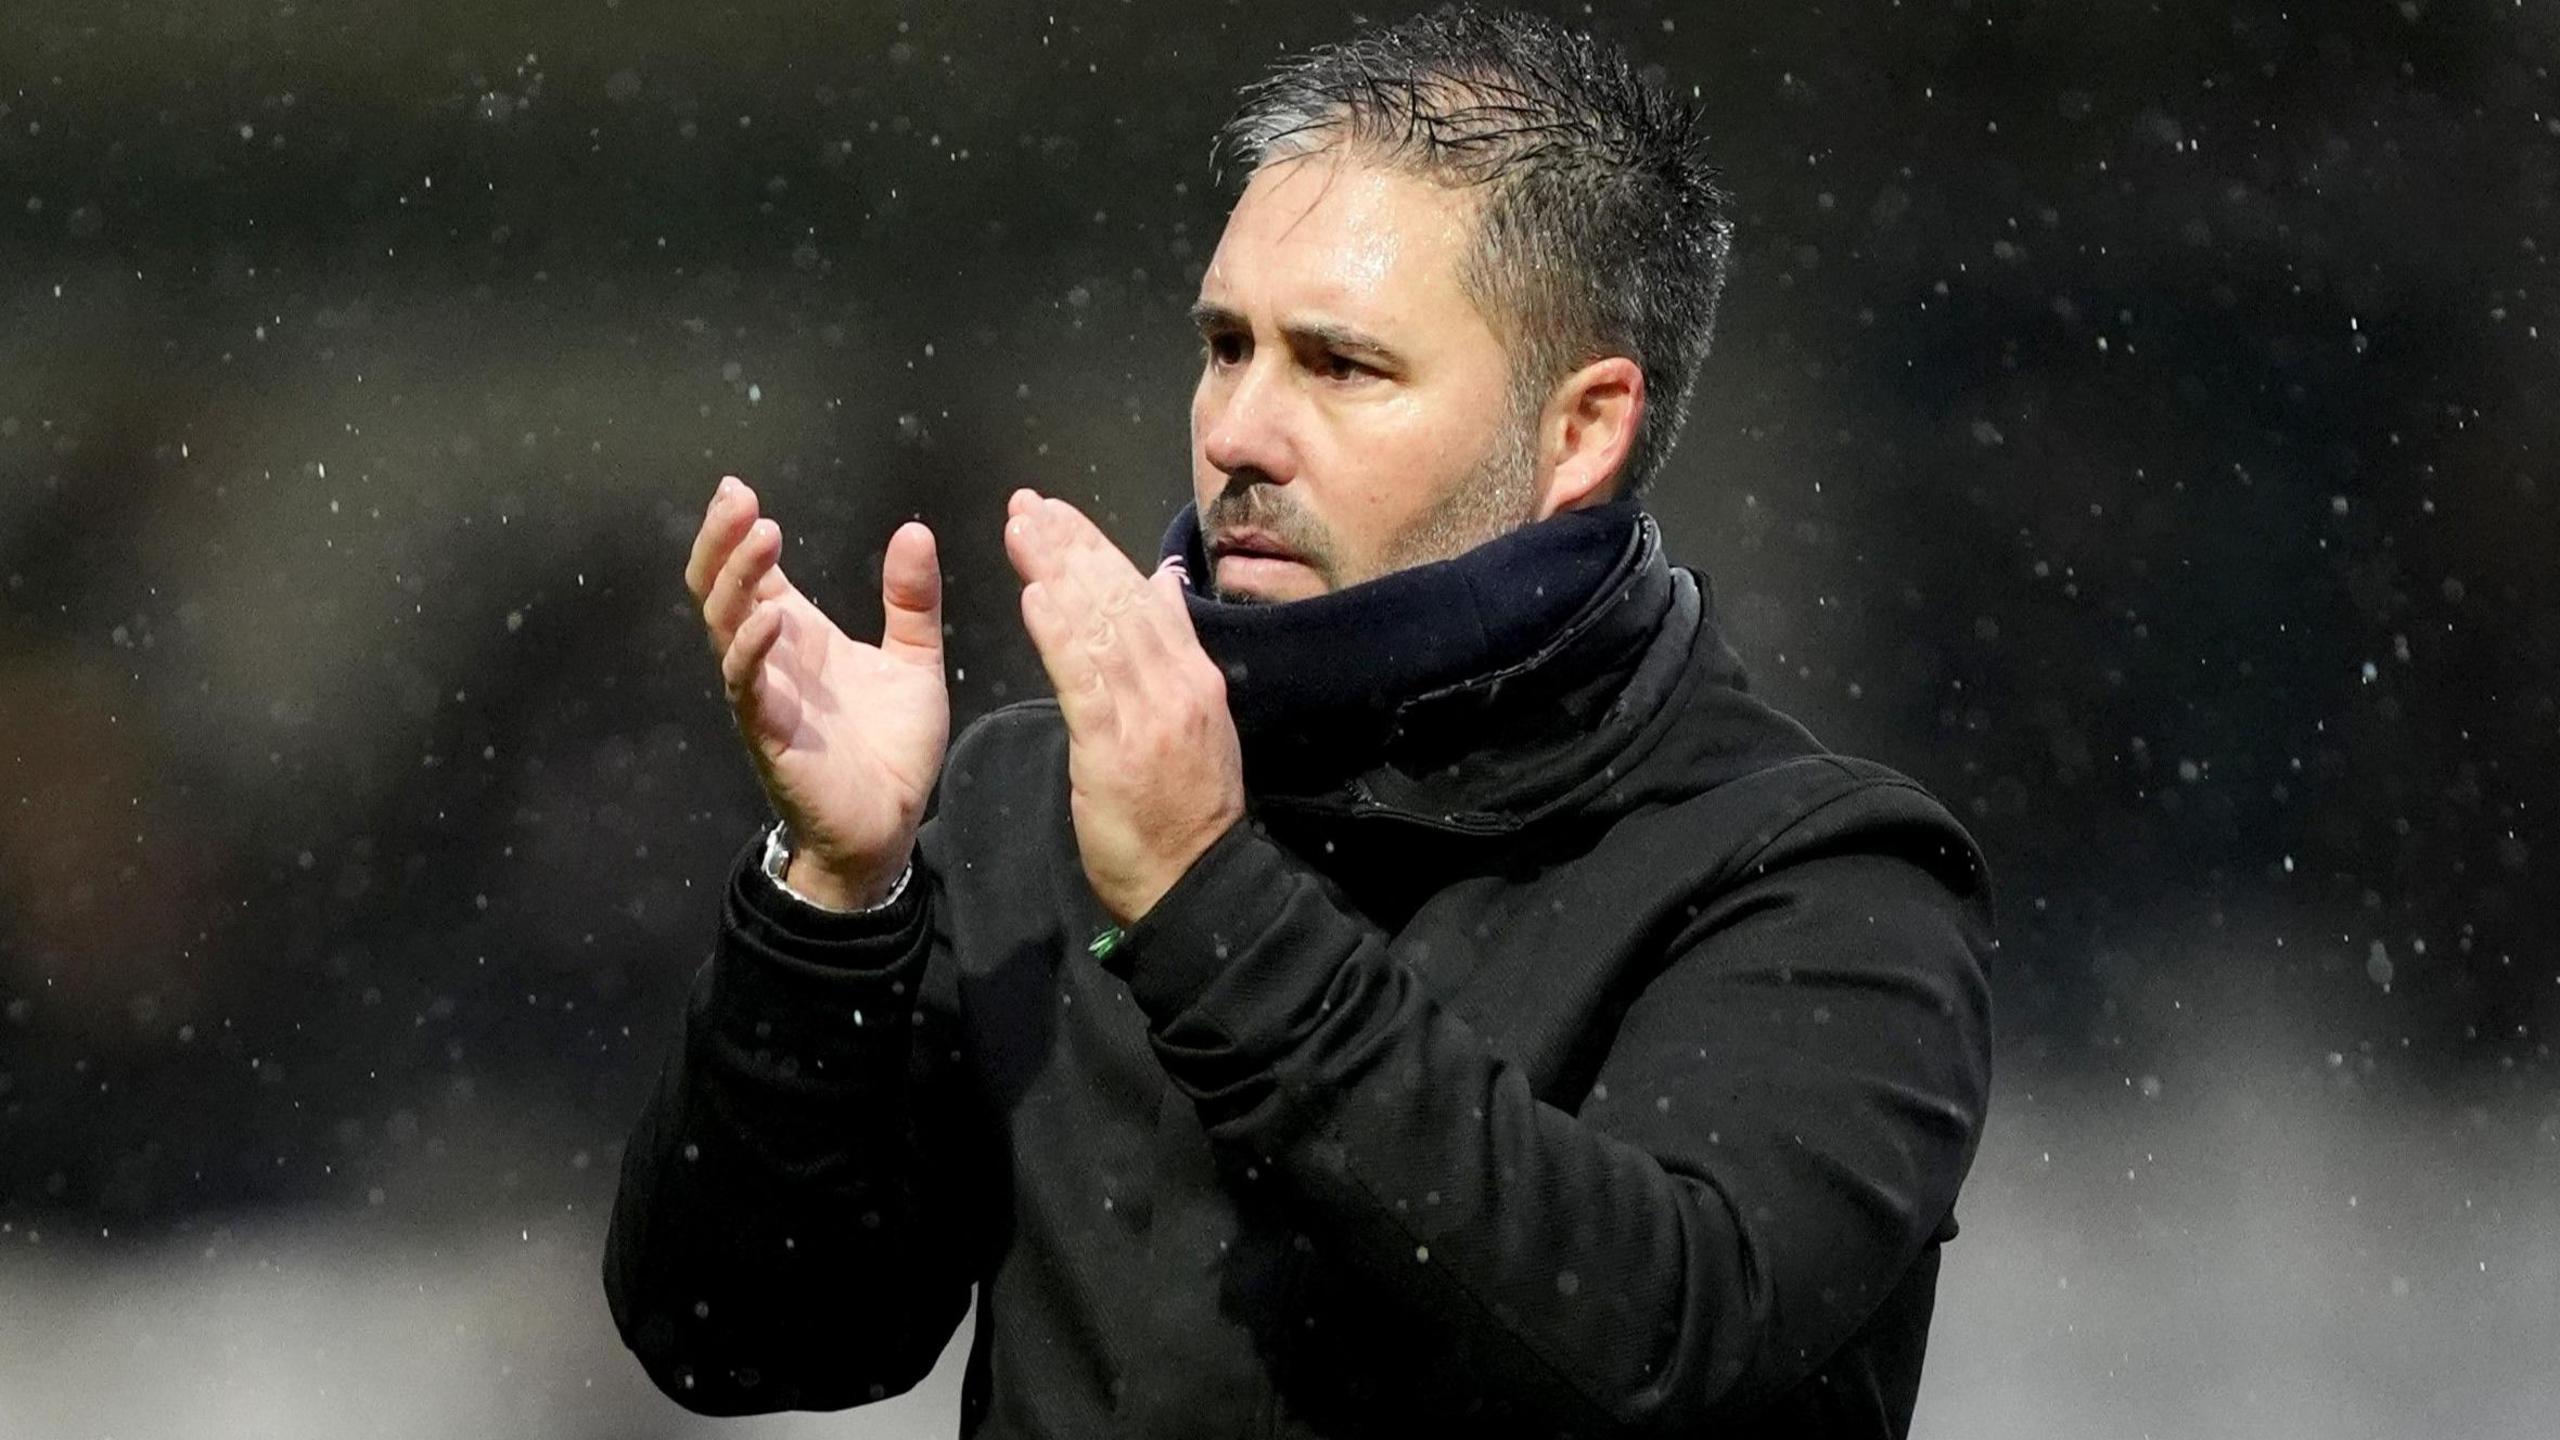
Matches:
[1199,151,1486,326]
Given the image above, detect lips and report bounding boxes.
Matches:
[1211,529,1302,563]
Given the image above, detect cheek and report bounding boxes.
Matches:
[1188,386,1219,500]
[1339,394,1471,509]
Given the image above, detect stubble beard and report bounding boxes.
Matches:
[1369,390,1545,579]
[1203,390,1546,604]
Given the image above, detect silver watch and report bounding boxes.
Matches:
[759,821,912,914]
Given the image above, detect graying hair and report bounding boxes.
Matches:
[1215,4,1735,500]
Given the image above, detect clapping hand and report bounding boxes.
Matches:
[1000,489,1246,927]
[686,476,947,910]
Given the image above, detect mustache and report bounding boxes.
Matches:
[1202,480,1334,568]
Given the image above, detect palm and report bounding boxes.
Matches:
[739,571,947,865]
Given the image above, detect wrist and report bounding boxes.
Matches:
[784,849,905,911]
[761,821,911,913]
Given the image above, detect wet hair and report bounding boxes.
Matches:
[1215,4,1735,500]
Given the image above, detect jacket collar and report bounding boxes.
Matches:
[1159,498,1702,821]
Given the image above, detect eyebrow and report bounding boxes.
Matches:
[1188,301,1404,367]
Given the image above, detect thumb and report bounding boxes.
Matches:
[879,520,944,665]
[1151,560,1198,635]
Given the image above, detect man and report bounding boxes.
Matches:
[604,8,1994,1438]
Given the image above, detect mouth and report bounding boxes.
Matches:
[1210,530,1305,566]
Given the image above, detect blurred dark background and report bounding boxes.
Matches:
[1,2,2552,1435]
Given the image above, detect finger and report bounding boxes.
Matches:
[1151,563,1197,635]
[721,599,787,710]
[1103,538,1196,668]
[878,520,944,670]
[704,516,785,652]
[1017,500,1141,708]
[1153,562,1209,646]
[1032,496,1127,606]
[1153,564,1226,697]
[1010,498,1148,719]
[1001,497,1062,589]
[1020,580,1114,736]
[1046,498,1176,678]
[685,476,756,603]
[1056,508,1171,685]
[1073,577,1151,708]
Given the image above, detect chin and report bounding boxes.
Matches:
[1211,554,1330,605]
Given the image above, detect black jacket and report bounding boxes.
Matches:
[604,503,1997,1437]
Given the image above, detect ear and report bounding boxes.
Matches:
[1535,356,1645,517]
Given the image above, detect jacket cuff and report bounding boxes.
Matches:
[758,819,916,914]
[1107,817,1340,1038]
[712,832,933,1065]
[727,829,927,963]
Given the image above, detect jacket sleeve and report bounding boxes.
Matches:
[1104,783,1995,1435]
[601,818,991,1416]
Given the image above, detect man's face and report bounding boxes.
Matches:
[1189,149,1542,604]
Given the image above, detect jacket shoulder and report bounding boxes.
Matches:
[951,697,1064,751]
[1668,752,1994,915]
[940,699,1064,785]
[925,699,1067,835]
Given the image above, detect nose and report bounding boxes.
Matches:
[1196,352,1300,487]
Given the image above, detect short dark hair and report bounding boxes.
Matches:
[1215,4,1735,500]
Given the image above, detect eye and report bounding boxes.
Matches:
[1202,332,1247,367]
[1319,352,1369,383]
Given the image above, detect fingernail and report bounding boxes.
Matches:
[717,475,740,498]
